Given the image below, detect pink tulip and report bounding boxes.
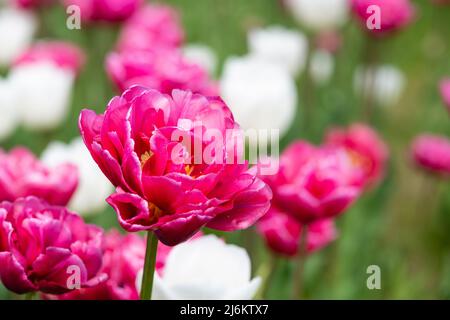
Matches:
[14,41,85,75]
[79,86,272,246]
[0,147,78,206]
[325,123,389,187]
[0,197,106,294]
[256,141,361,224]
[257,206,337,257]
[351,0,415,35]
[117,4,184,53]
[64,0,142,22]
[412,134,450,176]
[106,49,218,96]
[440,78,450,113]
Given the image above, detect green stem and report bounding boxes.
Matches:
[140,231,158,300]
[291,225,308,300]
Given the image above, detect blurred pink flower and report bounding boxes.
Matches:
[106,49,218,95]
[64,0,142,22]
[325,123,389,187]
[351,0,415,35]
[0,147,78,206]
[440,78,450,113]
[14,0,54,9]
[79,86,272,246]
[412,134,450,176]
[257,206,337,257]
[0,197,106,294]
[14,41,85,75]
[117,4,184,52]
[256,141,361,224]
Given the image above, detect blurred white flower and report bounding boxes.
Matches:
[285,0,349,32]
[137,235,261,300]
[183,44,217,76]
[354,65,406,107]
[9,62,74,130]
[0,8,37,67]
[41,137,113,216]
[247,25,308,76]
[220,55,297,137]
[309,49,335,85]
[0,77,19,140]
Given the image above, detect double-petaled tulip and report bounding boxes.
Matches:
[247,25,308,76]
[137,235,261,300]
[41,138,114,216]
[256,141,361,224]
[0,197,106,294]
[0,147,78,206]
[0,7,37,67]
[350,0,415,35]
[257,207,337,257]
[117,4,184,52]
[106,49,218,96]
[64,0,142,23]
[9,41,85,130]
[79,86,272,246]
[325,123,389,187]
[440,78,450,113]
[46,230,176,300]
[220,55,297,137]
[411,134,450,176]
[285,0,349,32]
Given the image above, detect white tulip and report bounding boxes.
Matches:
[220,55,297,137]
[9,61,74,130]
[137,235,261,300]
[0,8,37,66]
[41,137,113,216]
[309,49,335,85]
[0,77,19,140]
[354,65,406,107]
[183,44,218,76]
[247,25,308,77]
[285,0,349,32]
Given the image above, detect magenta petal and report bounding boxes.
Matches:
[31,247,88,294]
[320,187,360,219]
[107,191,151,232]
[0,252,36,294]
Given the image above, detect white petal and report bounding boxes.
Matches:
[0,77,20,140]
[10,62,74,130]
[222,277,262,300]
[41,137,113,215]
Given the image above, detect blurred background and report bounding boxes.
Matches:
[1,0,450,299]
